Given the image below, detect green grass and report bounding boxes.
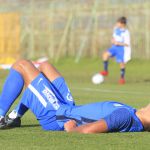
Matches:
[0,58,150,150]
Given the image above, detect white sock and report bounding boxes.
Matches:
[8,110,21,119]
[0,116,4,121]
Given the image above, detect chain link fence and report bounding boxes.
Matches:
[0,0,150,62]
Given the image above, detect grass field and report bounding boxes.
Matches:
[0,58,150,150]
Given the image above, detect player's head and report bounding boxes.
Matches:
[137,104,150,131]
[116,16,127,28]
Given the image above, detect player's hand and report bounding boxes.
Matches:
[64,120,77,132]
[111,38,116,44]
[114,41,119,45]
[111,38,120,45]
[113,41,127,46]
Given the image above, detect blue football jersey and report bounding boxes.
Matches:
[56,101,144,132]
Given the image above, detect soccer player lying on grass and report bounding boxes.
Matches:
[0,60,150,133]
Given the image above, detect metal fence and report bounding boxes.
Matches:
[0,0,150,62]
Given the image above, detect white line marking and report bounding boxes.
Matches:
[72,87,150,96]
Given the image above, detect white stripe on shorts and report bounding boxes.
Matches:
[28,84,47,108]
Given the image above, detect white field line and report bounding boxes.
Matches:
[72,87,150,96]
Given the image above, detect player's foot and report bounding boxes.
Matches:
[100,71,108,76]
[0,117,7,129]
[119,78,125,85]
[5,116,21,128]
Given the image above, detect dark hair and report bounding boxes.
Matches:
[117,16,127,25]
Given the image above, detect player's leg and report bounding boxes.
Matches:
[0,59,40,128]
[6,92,30,128]
[39,62,75,106]
[9,59,40,116]
[38,61,61,81]
[100,51,110,76]
[119,63,126,84]
[0,66,24,128]
[12,59,40,86]
[6,102,29,128]
[6,60,41,125]
[7,61,51,122]
[115,46,126,84]
[7,61,60,122]
[6,61,74,129]
[11,63,63,130]
[6,61,63,127]
[100,47,115,76]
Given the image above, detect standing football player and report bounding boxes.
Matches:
[100,16,131,84]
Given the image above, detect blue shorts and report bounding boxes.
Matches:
[52,76,75,105]
[108,45,124,63]
[20,73,75,130]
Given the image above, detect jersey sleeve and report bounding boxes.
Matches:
[103,108,132,132]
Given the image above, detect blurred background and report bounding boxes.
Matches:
[0,0,149,64]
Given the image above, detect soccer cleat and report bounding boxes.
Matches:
[0,117,7,129]
[5,116,21,128]
[100,71,108,76]
[119,78,125,85]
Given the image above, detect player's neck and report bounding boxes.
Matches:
[136,110,144,124]
[120,26,126,30]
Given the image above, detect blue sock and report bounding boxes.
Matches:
[0,69,24,116]
[103,61,108,71]
[14,103,28,117]
[121,68,125,79]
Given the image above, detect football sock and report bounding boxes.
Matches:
[0,69,24,116]
[103,61,108,71]
[0,116,4,121]
[120,68,125,79]
[13,103,28,117]
[8,110,21,119]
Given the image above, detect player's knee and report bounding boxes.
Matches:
[120,63,125,68]
[39,62,52,72]
[12,59,31,71]
[103,51,109,60]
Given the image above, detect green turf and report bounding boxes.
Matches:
[0,58,150,150]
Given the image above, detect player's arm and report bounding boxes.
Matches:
[111,37,128,46]
[65,109,132,134]
[113,31,130,47]
[115,42,128,46]
[112,41,129,47]
[64,120,108,134]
